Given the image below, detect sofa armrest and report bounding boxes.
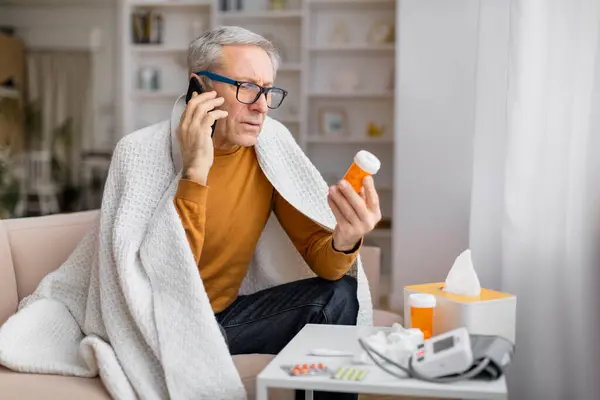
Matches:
[359,246,381,308]
[5,210,99,300]
[373,309,403,327]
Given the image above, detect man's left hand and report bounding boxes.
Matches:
[327,176,382,252]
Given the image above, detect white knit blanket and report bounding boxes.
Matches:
[0,96,373,399]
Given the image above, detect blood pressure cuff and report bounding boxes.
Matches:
[468,334,515,380]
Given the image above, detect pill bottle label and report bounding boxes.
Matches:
[342,150,381,193]
[344,162,369,193]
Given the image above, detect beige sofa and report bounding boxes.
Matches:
[0,210,402,399]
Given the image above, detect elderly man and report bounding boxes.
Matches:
[177,26,382,355]
[177,26,381,398]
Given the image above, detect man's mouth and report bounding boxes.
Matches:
[242,121,260,128]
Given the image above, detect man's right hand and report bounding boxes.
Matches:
[178,90,228,185]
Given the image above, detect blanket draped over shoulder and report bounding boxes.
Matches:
[0,96,373,399]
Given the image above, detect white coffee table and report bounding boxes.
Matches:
[256,324,508,400]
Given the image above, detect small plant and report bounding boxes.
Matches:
[0,96,22,219]
[0,149,20,219]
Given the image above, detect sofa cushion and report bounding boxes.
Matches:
[0,367,111,400]
[0,357,293,400]
[0,220,18,326]
[5,211,98,300]
[359,246,381,308]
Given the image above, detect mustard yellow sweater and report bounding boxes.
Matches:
[174,145,359,313]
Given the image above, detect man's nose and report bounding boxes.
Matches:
[250,93,268,113]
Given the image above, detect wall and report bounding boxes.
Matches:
[0,0,117,152]
[391,0,510,309]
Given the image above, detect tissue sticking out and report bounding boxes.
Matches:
[443,249,481,297]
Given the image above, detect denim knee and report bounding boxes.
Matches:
[218,323,229,348]
[323,275,359,325]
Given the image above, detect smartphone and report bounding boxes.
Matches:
[185,76,217,137]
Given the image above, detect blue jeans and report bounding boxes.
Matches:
[215,275,359,400]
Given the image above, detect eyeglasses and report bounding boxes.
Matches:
[196,71,288,109]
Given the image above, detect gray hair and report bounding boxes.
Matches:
[187,26,281,80]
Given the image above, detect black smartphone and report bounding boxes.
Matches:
[185,76,217,137]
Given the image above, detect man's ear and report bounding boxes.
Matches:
[190,73,212,91]
[200,76,211,90]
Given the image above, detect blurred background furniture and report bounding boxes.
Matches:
[14,150,60,216]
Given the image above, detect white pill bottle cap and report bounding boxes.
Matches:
[409,293,437,308]
[354,150,381,175]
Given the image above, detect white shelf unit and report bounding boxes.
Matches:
[219,10,303,20]
[119,0,214,134]
[302,0,395,278]
[214,0,305,142]
[306,136,393,144]
[118,0,396,278]
[308,0,395,7]
[129,1,212,6]
[309,43,395,52]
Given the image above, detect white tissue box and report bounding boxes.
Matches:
[403,283,517,343]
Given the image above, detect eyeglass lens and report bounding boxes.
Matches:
[238,82,285,109]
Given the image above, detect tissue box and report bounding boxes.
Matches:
[403,283,517,343]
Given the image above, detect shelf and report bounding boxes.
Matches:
[309,92,394,99]
[309,43,395,53]
[218,10,303,21]
[307,136,393,144]
[130,0,211,7]
[276,116,302,124]
[308,0,395,9]
[0,87,19,99]
[367,228,391,239]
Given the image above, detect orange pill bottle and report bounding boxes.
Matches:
[342,150,381,193]
[409,293,436,340]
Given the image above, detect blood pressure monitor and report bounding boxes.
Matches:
[358,326,515,383]
[410,327,474,379]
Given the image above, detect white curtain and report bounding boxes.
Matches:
[26,50,93,186]
[470,0,600,399]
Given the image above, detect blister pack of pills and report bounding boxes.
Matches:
[332,366,369,381]
[280,363,332,377]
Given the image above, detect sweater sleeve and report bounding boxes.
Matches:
[173,179,209,265]
[273,191,361,280]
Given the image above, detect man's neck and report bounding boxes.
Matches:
[212,131,236,150]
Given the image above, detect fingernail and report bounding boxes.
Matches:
[339,180,349,188]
